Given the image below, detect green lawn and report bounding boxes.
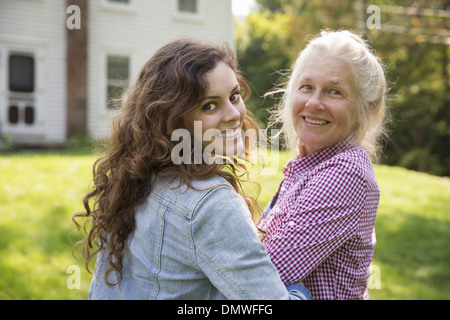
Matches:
[1,147,449,299]
[0,147,95,299]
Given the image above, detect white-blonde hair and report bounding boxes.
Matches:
[270,30,389,162]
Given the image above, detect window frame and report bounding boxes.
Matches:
[172,0,204,24]
[105,54,131,111]
[100,0,136,15]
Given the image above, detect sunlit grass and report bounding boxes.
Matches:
[0,152,95,299]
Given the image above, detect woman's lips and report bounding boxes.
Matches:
[303,116,329,126]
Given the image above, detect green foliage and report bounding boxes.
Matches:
[376,39,450,176]
[236,10,298,125]
[236,0,450,176]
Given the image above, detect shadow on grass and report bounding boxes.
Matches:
[1,137,106,157]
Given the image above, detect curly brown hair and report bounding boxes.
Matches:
[72,39,261,287]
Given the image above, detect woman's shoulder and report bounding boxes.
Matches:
[320,145,377,186]
[325,144,372,169]
[190,175,234,191]
[152,174,232,191]
[150,174,237,216]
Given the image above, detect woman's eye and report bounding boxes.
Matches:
[300,85,312,91]
[331,89,341,95]
[230,92,241,102]
[202,102,217,111]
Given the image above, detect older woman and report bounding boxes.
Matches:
[258,30,388,300]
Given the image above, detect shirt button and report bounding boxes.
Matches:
[288,221,295,227]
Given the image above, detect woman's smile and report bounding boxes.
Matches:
[302,116,330,126]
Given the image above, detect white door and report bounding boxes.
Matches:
[1,46,45,144]
[7,52,36,126]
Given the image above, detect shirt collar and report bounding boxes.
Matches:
[282,133,358,178]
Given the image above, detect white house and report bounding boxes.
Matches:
[0,0,234,146]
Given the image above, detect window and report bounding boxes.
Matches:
[178,0,197,13]
[24,106,35,125]
[107,55,130,109]
[9,55,34,93]
[173,0,202,23]
[8,106,19,124]
[7,106,35,125]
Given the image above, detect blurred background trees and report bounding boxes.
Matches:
[235,0,450,176]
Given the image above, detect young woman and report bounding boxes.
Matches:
[258,30,389,300]
[73,38,311,300]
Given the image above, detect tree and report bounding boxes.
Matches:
[235,11,299,126]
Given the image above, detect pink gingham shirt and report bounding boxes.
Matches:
[259,134,379,300]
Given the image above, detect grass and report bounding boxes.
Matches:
[367,166,450,299]
[0,146,95,299]
[0,147,449,299]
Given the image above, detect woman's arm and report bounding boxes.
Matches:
[190,185,311,300]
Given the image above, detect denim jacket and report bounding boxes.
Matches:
[88,174,311,300]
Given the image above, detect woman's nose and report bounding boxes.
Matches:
[222,101,242,123]
[305,92,325,111]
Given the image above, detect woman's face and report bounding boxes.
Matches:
[184,62,246,160]
[291,55,358,157]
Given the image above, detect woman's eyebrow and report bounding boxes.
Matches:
[329,78,346,86]
[300,75,345,85]
[300,76,311,82]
